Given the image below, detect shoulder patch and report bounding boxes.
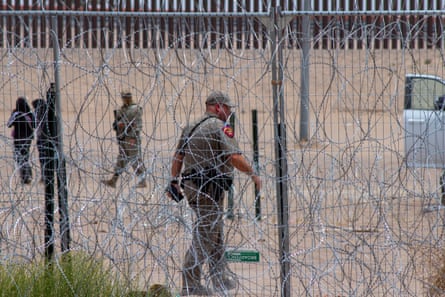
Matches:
[222,123,234,138]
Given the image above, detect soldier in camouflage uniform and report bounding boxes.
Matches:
[102,91,146,188]
[168,91,262,296]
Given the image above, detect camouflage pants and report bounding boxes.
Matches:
[115,137,145,176]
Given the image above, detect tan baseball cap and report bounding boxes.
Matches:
[205,91,236,107]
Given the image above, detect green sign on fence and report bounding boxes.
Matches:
[225,249,260,262]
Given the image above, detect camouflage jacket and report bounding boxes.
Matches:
[113,103,143,140]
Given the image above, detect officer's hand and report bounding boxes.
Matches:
[252,175,262,192]
[165,180,184,202]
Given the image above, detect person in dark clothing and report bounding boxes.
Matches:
[32,98,51,182]
[7,97,36,184]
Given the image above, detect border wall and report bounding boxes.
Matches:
[1,0,445,50]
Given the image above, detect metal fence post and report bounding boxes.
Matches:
[44,84,56,261]
[252,109,261,220]
[271,7,291,297]
[51,16,71,255]
[300,0,311,141]
[227,113,236,219]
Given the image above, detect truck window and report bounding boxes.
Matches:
[410,78,445,110]
[405,75,445,168]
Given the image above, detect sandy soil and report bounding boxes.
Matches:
[0,47,444,296]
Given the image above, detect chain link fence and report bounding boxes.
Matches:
[1,7,445,296]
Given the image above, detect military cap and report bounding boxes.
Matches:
[121,91,132,99]
[205,91,236,107]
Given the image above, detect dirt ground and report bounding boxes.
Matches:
[1,48,445,296]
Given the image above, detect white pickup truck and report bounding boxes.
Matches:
[404,74,445,205]
[404,74,445,168]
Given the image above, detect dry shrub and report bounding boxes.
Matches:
[428,248,445,296]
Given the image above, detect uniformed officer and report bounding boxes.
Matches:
[168,91,262,295]
[102,91,147,188]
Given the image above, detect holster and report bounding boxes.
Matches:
[166,181,184,202]
[182,167,233,201]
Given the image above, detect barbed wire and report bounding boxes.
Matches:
[1,15,445,296]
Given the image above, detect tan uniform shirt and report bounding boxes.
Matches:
[177,112,240,177]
